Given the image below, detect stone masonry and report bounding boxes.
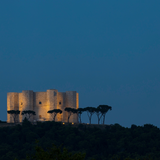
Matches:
[7,89,79,123]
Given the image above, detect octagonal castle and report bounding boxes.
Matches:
[7,89,79,123]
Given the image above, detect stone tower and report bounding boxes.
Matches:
[7,89,79,123]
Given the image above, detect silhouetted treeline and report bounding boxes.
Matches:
[7,104,112,124]
[0,120,160,160]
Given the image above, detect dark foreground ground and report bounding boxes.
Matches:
[0,120,160,160]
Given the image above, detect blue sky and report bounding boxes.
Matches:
[0,0,160,127]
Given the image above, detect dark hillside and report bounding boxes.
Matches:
[0,120,160,160]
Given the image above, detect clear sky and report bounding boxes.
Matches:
[0,1,160,127]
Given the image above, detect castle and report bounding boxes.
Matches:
[7,89,79,123]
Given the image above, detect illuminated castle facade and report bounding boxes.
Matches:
[7,89,79,123]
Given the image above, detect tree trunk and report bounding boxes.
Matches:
[97,115,99,125]
[103,115,105,125]
[68,112,71,123]
[89,116,91,124]
[53,113,56,121]
[97,113,101,125]
[28,114,31,120]
[80,115,81,123]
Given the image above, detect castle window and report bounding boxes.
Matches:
[39,101,42,104]
[21,102,23,105]
[59,102,61,105]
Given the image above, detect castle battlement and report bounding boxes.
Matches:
[7,89,79,123]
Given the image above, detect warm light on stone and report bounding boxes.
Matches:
[7,89,79,123]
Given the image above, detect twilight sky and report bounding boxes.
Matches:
[0,1,160,127]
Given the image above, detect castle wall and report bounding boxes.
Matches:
[18,93,23,122]
[33,92,48,121]
[65,91,78,123]
[47,89,58,120]
[76,93,79,109]
[7,92,19,123]
[7,89,79,123]
[57,92,65,122]
[20,90,34,121]
[76,93,79,123]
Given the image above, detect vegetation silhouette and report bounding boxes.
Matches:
[85,107,96,124]
[97,105,112,124]
[5,105,158,160]
[7,104,112,125]
[21,110,36,121]
[47,109,62,121]
[0,118,159,160]
[24,141,86,160]
[77,108,85,123]
[64,107,77,123]
[7,110,20,123]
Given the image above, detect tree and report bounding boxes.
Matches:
[70,108,79,123]
[85,107,96,124]
[97,105,112,125]
[47,109,62,121]
[25,142,86,160]
[64,108,75,123]
[7,110,20,123]
[21,110,36,121]
[77,108,85,124]
[95,108,101,125]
